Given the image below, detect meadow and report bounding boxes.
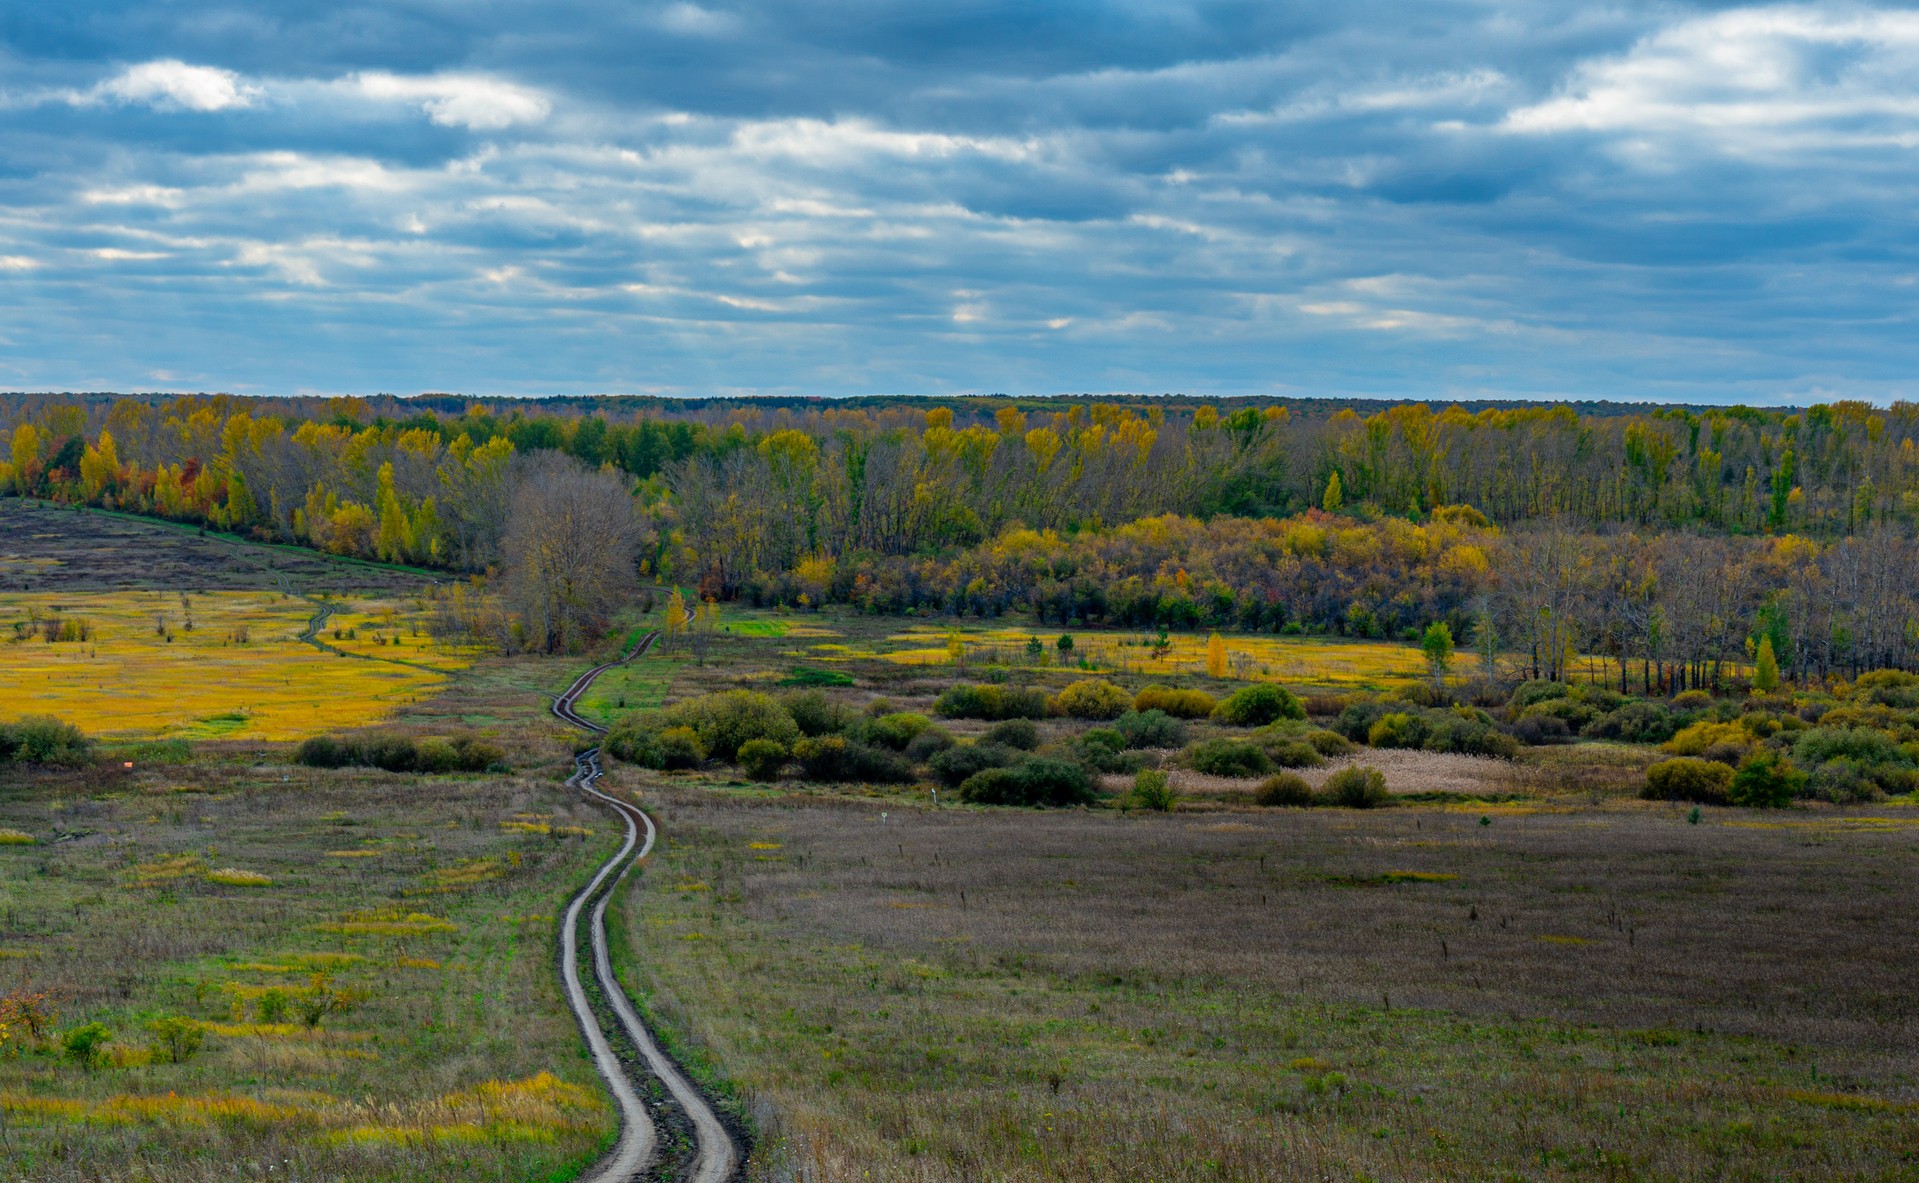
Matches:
[0,743,622,1182]
[620,785,1919,1182]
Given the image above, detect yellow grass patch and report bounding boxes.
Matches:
[1380,871,1459,883]
[0,1090,310,1127]
[205,868,272,887]
[0,590,468,740]
[0,828,34,845]
[1777,1088,1915,1112]
[1537,934,1594,947]
[501,820,551,834]
[747,841,782,850]
[873,624,1431,689]
[408,858,505,895]
[324,849,380,858]
[126,853,204,888]
[319,909,457,936]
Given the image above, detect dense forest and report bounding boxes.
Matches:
[4,391,1919,681]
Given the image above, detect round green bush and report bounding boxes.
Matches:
[1265,740,1325,769]
[295,736,348,768]
[1255,772,1315,807]
[1114,709,1186,749]
[958,757,1095,807]
[1321,765,1390,808]
[904,726,955,761]
[672,690,800,761]
[1729,750,1804,808]
[779,689,855,737]
[653,727,706,770]
[1367,712,1430,749]
[413,737,461,774]
[929,742,1018,787]
[1304,729,1356,758]
[983,718,1041,750]
[1186,738,1275,778]
[737,738,789,781]
[867,712,933,751]
[1212,684,1306,727]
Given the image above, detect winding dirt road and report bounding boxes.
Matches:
[553,635,739,1183]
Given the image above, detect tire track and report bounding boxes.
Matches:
[555,632,740,1183]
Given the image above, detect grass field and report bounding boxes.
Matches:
[0,590,466,741]
[0,749,619,1182]
[621,785,1919,1182]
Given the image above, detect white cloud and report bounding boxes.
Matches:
[87,60,259,112]
[1506,6,1919,156]
[658,4,739,37]
[353,72,551,130]
[0,256,38,272]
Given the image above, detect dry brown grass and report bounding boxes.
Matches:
[619,782,1919,1181]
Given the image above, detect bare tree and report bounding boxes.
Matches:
[501,453,642,654]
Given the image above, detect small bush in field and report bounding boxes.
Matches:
[1051,679,1132,720]
[791,736,915,783]
[1264,740,1325,769]
[737,739,789,781]
[295,735,348,768]
[779,689,856,737]
[904,726,955,760]
[62,1022,112,1072]
[1133,685,1217,719]
[929,742,1017,787]
[2,715,91,765]
[867,712,933,751]
[1642,757,1733,805]
[1074,727,1140,773]
[958,758,1095,807]
[1321,765,1389,808]
[654,727,707,770]
[936,683,1049,721]
[1212,684,1305,727]
[1128,770,1176,811]
[1367,712,1429,749]
[983,718,1041,750]
[413,737,461,774]
[1114,709,1186,749]
[1186,738,1275,778]
[1304,729,1356,758]
[1256,772,1315,807]
[146,1016,204,1064]
[1729,750,1804,808]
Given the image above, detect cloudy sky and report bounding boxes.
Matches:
[1,2,1916,401]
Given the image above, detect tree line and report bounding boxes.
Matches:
[4,392,1919,673]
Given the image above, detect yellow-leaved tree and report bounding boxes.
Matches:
[1206,632,1228,679]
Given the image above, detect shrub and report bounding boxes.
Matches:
[1113,709,1186,749]
[1670,689,1714,710]
[982,718,1041,750]
[1334,700,1391,742]
[359,734,421,773]
[1509,680,1571,710]
[62,1022,112,1073]
[791,736,916,783]
[4,716,91,765]
[1729,751,1805,808]
[1510,715,1571,746]
[295,736,348,768]
[929,742,1019,787]
[737,739,789,780]
[1128,770,1176,811]
[779,690,855,737]
[936,683,1049,721]
[1304,729,1356,758]
[450,736,507,772]
[1806,759,1881,804]
[1052,679,1132,720]
[1521,698,1602,731]
[1583,702,1678,744]
[1422,713,1520,759]
[1133,685,1217,719]
[146,1016,204,1065]
[672,690,800,761]
[904,726,955,761]
[1853,668,1919,708]
[1074,727,1141,773]
[1664,721,1753,760]
[654,727,707,770]
[1794,726,1908,769]
[1265,741,1325,769]
[958,758,1095,807]
[1212,684,1305,727]
[1367,712,1430,749]
[867,712,933,751]
[413,737,461,774]
[1321,765,1390,808]
[1642,757,1733,805]
[1255,772,1315,807]
[1186,738,1275,778]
